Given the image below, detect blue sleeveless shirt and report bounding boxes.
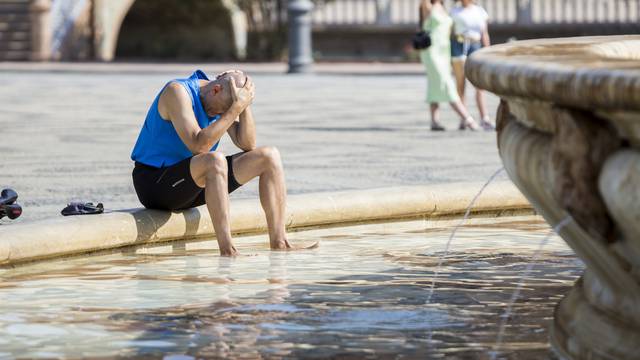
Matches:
[131,70,220,168]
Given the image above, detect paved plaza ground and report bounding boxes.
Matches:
[0,63,505,222]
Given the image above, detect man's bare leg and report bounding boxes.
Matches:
[231,146,290,250]
[190,152,237,256]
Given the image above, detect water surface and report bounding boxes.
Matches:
[0,217,582,359]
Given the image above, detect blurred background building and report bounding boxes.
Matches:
[1,0,639,62]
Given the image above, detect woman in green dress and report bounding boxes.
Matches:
[419,0,479,131]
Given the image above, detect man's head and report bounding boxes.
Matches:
[202,70,248,115]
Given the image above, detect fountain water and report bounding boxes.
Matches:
[426,167,505,305]
[489,216,573,360]
[426,167,505,342]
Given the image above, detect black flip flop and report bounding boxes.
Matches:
[0,189,22,220]
[61,202,104,216]
[0,189,18,206]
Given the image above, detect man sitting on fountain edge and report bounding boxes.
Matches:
[130,69,297,256]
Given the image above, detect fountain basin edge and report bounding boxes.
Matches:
[0,182,530,267]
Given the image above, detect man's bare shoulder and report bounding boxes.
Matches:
[158,82,191,120]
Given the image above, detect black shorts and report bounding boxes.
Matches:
[132,155,242,210]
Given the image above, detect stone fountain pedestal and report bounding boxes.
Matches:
[466,36,640,359]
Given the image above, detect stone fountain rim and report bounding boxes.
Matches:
[0,182,531,267]
[466,35,640,112]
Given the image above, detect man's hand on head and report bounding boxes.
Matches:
[229,76,255,112]
[216,69,244,80]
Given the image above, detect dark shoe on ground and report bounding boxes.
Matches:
[0,203,22,220]
[61,202,104,216]
[431,123,446,131]
[0,189,18,206]
[0,189,22,220]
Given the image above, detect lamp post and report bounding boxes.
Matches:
[376,0,391,26]
[516,0,532,25]
[287,0,314,73]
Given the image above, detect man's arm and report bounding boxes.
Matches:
[162,79,253,154]
[227,106,257,151]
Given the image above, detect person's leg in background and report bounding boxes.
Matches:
[450,100,480,131]
[467,43,495,130]
[451,39,467,104]
[430,103,445,131]
[476,87,493,129]
[452,60,466,104]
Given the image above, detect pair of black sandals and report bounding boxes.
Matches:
[0,188,104,221]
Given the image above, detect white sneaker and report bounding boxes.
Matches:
[480,116,495,131]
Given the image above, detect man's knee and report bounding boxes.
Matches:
[258,146,282,169]
[203,152,228,177]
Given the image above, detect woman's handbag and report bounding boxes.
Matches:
[412,31,431,50]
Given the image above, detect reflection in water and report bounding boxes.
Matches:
[491,216,573,360]
[425,167,505,346]
[0,217,582,359]
[426,167,505,305]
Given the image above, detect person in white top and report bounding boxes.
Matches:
[450,0,493,130]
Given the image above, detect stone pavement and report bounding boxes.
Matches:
[0,63,505,222]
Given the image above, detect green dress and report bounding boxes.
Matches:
[420,8,460,103]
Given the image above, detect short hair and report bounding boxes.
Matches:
[214,70,247,88]
[211,70,248,110]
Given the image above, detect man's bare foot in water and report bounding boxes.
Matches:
[219,244,239,257]
[271,239,320,251]
[218,239,319,256]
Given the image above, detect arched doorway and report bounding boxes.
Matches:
[114,0,235,61]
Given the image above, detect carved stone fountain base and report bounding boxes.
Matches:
[467,36,640,359]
